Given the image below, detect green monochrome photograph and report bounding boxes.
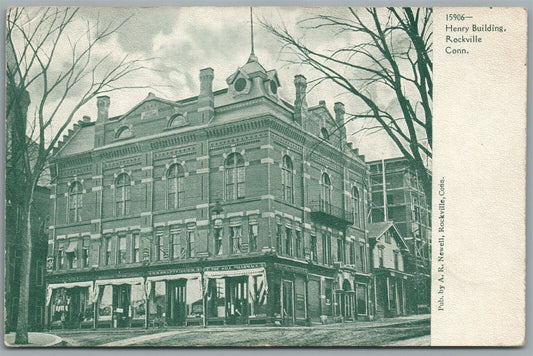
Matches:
[4,6,433,347]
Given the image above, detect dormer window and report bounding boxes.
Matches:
[234,78,247,92]
[321,128,330,141]
[269,80,278,94]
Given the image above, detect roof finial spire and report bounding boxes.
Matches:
[248,7,258,63]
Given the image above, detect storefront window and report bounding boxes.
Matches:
[74,287,93,324]
[131,284,145,321]
[250,275,267,317]
[51,287,94,326]
[149,281,166,319]
[97,285,113,321]
[51,288,68,323]
[186,278,203,318]
[207,279,226,318]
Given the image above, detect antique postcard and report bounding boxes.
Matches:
[4,6,526,347]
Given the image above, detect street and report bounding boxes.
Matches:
[50,315,430,347]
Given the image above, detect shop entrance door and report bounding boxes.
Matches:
[113,285,131,327]
[282,280,294,325]
[342,280,353,321]
[168,280,186,326]
[226,277,248,325]
[66,288,81,327]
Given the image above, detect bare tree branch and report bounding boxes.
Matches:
[261,7,432,202]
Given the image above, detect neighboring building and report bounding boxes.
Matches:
[5,45,50,331]
[367,222,410,318]
[45,51,375,328]
[368,158,431,314]
[5,185,50,333]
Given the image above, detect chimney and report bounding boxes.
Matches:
[334,102,346,141]
[198,68,214,124]
[199,68,214,97]
[293,75,307,125]
[96,96,110,122]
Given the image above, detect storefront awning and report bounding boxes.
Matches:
[46,281,94,306]
[204,267,265,280]
[48,281,93,290]
[95,277,144,287]
[147,273,201,283]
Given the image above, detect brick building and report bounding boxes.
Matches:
[368,158,431,314]
[45,52,376,328]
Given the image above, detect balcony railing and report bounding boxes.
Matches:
[309,199,354,227]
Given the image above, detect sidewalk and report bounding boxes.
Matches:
[4,332,63,347]
[386,335,430,346]
[317,313,430,329]
[96,314,430,347]
[102,330,190,347]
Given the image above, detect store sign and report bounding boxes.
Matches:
[146,267,201,276]
[273,263,307,275]
[204,263,265,272]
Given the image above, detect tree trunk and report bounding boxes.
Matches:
[14,191,34,345]
[414,161,432,206]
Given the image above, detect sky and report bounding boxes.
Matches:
[10,6,424,161]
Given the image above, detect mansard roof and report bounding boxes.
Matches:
[226,56,269,84]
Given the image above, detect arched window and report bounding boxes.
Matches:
[225,153,245,200]
[68,181,83,223]
[281,155,293,203]
[322,173,332,210]
[115,126,132,139]
[321,128,330,141]
[352,186,360,227]
[167,164,185,209]
[168,114,187,128]
[115,173,131,217]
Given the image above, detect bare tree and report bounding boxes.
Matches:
[261,7,432,201]
[6,7,148,344]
